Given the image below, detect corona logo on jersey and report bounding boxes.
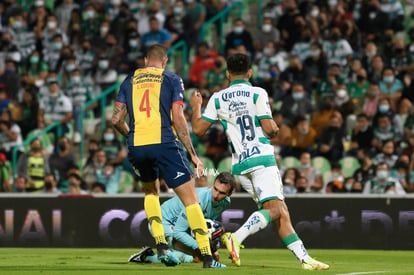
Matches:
[221,90,250,102]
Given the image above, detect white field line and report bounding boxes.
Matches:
[336,271,390,275]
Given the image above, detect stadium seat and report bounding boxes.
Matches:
[339,156,361,178]
[280,156,300,170]
[312,156,332,175]
[117,171,135,193]
[217,156,232,173]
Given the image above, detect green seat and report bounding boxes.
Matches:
[280,156,300,170]
[339,156,361,178]
[312,156,332,175]
[117,171,135,193]
[217,156,232,173]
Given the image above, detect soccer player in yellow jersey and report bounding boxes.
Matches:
[111,44,225,268]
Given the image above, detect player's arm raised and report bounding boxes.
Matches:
[111,102,129,137]
[190,91,212,136]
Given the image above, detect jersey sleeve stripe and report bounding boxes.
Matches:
[201,115,216,123]
[172,100,184,105]
[214,98,220,109]
[257,115,272,120]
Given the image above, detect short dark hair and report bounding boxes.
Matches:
[226,54,251,75]
[215,172,237,194]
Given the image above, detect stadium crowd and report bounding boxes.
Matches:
[0,0,413,195]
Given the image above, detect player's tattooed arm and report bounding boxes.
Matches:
[172,103,204,175]
[111,102,129,137]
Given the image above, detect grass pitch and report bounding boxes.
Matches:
[1,248,414,274]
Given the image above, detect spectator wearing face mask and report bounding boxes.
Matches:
[363,162,405,195]
[379,67,403,110]
[322,27,353,68]
[253,16,280,54]
[286,116,317,158]
[100,126,127,167]
[49,136,77,188]
[279,83,314,127]
[303,42,328,90]
[82,149,107,189]
[371,115,402,153]
[372,97,402,133]
[388,39,414,78]
[41,173,61,194]
[37,80,73,139]
[95,162,121,194]
[224,17,254,58]
[348,113,374,156]
[16,138,50,192]
[65,68,96,143]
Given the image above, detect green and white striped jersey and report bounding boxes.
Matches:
[201,80,276,175]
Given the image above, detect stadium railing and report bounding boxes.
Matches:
[166,40,188,81]
[200,1,244,54]
[78,82,121,167]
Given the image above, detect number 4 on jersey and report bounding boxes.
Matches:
[139,89,151,117]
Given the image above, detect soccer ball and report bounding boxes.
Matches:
[192,219,222,239]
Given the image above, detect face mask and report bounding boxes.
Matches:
[337,89,347,98]
[13,21,23,29]
[58,143,66,151]
[185,0,194,3]
[233,26,243,34]
[99,60,109,70]
[292,92,304,101]
[299,128,309,135]
[44,181,53,189]
[89,149,97,155]
[215,61,222,68]
[71,76,81,84]
[66,64,75,72]
[86,10,95,19]
[383,76,394,83]
[47,21,57,29]
[49,91,59,99]
[104,133,115,141]
[301,164,310,169]
[173,7,183,15]
[367,90,377,98]
[47,77,58,84]
[262,24,272,33]
[31,146,42,152]
[376,170,388,179]
[30,56,39,64]
[129,39,138,48]
[263,47,272,56]
[310,49,320,58]
[344,182,353,191]
[100,26,109,36]
[311,8,319,18]
[378,104,389,113]
[111,0,121,5]
[331,33,340,42]
[53,42,62,50]
[356,75,365,82]
[366,51,376,58]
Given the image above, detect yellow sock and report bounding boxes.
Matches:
[186,204,212,256]
[144,194,167,245]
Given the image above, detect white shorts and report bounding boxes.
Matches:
[238,166,284,206]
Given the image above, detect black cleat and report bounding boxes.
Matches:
[128,246,154,263]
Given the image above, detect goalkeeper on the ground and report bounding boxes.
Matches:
[129,172,236,264]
